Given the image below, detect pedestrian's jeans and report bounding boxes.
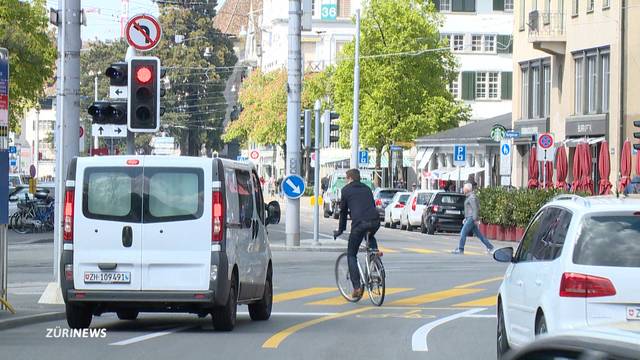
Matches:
[457,217,493,252]
[347,220,380,289]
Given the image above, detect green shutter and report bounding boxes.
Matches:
[497,35,512,53]
[493,0,504,11]
[452,0,464,11]
[464,0,476,11]
[461,72,476,100]
[501,72,513,100]
[433,0,441,11]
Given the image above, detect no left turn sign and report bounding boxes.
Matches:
[126,14,162,51]
[249,150,260,160]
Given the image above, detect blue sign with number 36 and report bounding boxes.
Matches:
[321,4,337,21]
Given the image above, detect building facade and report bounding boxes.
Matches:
[12,97,56,179]
[511,0,639,190]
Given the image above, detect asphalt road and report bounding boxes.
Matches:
[1,205,511,360]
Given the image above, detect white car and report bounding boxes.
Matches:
[383,192,410,228]
[400,190,440,231]
[60,156,281,331]
[494,195,640,358]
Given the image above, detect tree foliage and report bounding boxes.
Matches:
[332,0,470,167]
[0,0,56,131]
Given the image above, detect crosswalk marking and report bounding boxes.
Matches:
[403,248,439,255]
[307,288,414,306]
[273,287,335,303]
[455,276,504,289]
[377,246,399,254]
[390,288,484,306]
[453,295,497,307]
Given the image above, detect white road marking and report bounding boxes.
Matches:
[411,308,486,352]
[463,314,496,318]
[239,311,337,317]
[109,325,193,346]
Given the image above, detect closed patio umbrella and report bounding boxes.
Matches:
[556,146,568,190]
[598,140,612,195]
[544,161,553,188]
[572,143,582,192]
[580,142,593,195]
[619,140,632,193]
[528,145,539,189]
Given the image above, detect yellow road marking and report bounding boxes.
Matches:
[390,288,484,306]
[378,246,399,253]
[273,287,335,303]
[455,276,504,289]
[453,295,498,307]
[403,247,439,254]
[307,288,414,306]
[262,307,373,349]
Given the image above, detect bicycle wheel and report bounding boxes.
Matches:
[367,256,386,306]
[12,212,32,234]
[335,253,363,302]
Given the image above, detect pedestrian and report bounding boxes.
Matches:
[411,182,417,191]
[276,177,283,197]
[452,183,494,255]
[624,176,640,195]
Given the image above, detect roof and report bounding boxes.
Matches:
[213,0,262,36]
[416,113,512,146]
[546,195,640,213]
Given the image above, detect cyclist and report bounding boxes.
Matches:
[333,169,380,299]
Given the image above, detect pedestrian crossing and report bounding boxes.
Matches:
[373,245,488,256]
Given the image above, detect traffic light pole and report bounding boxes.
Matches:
[286,0,302,247]
[350,9,361,170]
[125,46,137,155]
[313,100,321,246]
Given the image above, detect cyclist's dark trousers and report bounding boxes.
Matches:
[348,219,380,289]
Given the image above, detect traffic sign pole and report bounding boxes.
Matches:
[313,100,321,246]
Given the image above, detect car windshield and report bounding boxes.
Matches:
[378,190,398,199]
[398,194,410,204]
[573,214,640,267]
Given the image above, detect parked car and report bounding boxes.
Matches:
[323,170,374,219]
[493,195,640,357]
[505,322,640,360]
[60,156,281,331]
[373,188,403,220]
[420,192,465,235]
[383,192,410,228]
[400,190,440,231]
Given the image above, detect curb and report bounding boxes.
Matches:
[0,311,66,331]
[270,245,345,253]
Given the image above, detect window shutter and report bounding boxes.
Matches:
[497,35,512,53]
[501,72,513,100]
[464,0,476,11]
[462,72,476,100]
[452,0,464,11]
[433,0,441,11]
[493,0,504,11]
[338,0,351,17]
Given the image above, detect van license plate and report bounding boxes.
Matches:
[627,307,640,320]
[84,272,131,284]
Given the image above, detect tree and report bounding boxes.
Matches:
[332,0,470,186]
[0,0,56,132]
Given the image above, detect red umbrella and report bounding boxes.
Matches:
[556,146,568,190]
[619,140,632,192]
[572,143,582,192]
[580,142,593,195]
[528,145,539,189]
[598,140,612,195]
[636,151,640,177]
[544,161,553,188]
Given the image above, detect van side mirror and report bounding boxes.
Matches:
[266,201,281,225]
[493,247,514,263]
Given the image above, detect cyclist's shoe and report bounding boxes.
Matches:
[451,248,464,255]
[351,287,363,299]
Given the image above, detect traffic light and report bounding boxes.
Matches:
[634,120,640,151]
[87,101,127,124]
[322,110,340,148]
[105,62,128,86]
[301,110,311,149]
[128,56,160,132]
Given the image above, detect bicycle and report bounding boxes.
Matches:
[334,232,386,306]
[11,194,55,234]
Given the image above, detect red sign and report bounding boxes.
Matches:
[249,150,260,160]
[91,147,109,156]
[538,133,554,149]
[79,126,84,138]
[125,14,162,51]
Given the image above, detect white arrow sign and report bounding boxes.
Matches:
[286,178,302,194]
[109,86,127,99]
[92,124,127,138]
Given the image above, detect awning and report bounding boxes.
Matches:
[416,148,435,170]
[425,167,485,181]
[561,137,605,147]
[362,154,413,168]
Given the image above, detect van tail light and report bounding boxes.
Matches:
[559,272,617,298]
[411,197,417,211]
[212,191,224,243]
[431,205,440,213]
[64,264,73,281]
[395,203,405,209]
[375,199,382,207]
[63,190,75,242]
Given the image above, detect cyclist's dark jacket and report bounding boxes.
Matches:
[337,181,379,232]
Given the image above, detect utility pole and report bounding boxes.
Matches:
[125,46,136,155]
[350,9,361,170]
[34,107,40,177]
[52,0,81,290]
[93,76,99,150]
[285,0,302,247]
[313,100,321,246]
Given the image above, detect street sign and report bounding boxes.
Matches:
[0,48,8,130]
[151,136,174,155]
[8,146,16,154]
[109,86,127,99]
[79,125,85,153]
[490,124,507,142]
[310,152,316,168]
[9,159,16,167]
[249,149,261,161]
[500,140,512,176]
[537,132,555,162]
[282,174,305,199]
[236,155,248,162]
[538,132,554,150]
[505,130,520,139]
[92,124,127,138]
[358,150,369,166]
[125,14,162,51]
[453,145,466,167]
[390,145,402,151]
[29,164,36,178]
[321,3,337,20]
[501,176,511,187]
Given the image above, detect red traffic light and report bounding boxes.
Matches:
[135,66,153,84]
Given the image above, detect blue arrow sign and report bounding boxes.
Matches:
[501,143,510,156]
[8,146,16,153]
[358,150,369,165]
[282,174,305,199]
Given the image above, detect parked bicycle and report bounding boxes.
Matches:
[10,191,55,234]
[334,232,386,306]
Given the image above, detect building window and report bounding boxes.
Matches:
[476,72,486,99]
[587,55,597,114]
[520,58,551,119]
[449,74,460,99]
[452,34,465,52]
[572,0,579,16]
[520,0,526,30]
[505,0,514,11]
[471,35,482,52]
[532,67,541,118]
[484,35,496,52]
[587,0,594,12]
[603,0,610,9]
[476,72,499,100]
[521,68,529,119]
[543,65,551,117]
[602,54,610,112]
[440,0,452,12]
[452,0,475,12]
[574,57,583,114]
[337,0,351,18]
[488,72,499,99]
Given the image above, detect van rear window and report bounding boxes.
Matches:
[573,215,640,267]
[145,168,204,222]
[83,168,141,222]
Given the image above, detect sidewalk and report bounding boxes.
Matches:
[270,236,348,252]
[0,290,65,331]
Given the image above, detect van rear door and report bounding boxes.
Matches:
[74,157,143,291]
[140,157,210,291]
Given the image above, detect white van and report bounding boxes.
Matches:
[60,156,280,331]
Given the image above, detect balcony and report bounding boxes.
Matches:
[528,11,566,55]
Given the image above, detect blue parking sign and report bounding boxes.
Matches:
[358,150,369,166]
[453,145,466,166]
